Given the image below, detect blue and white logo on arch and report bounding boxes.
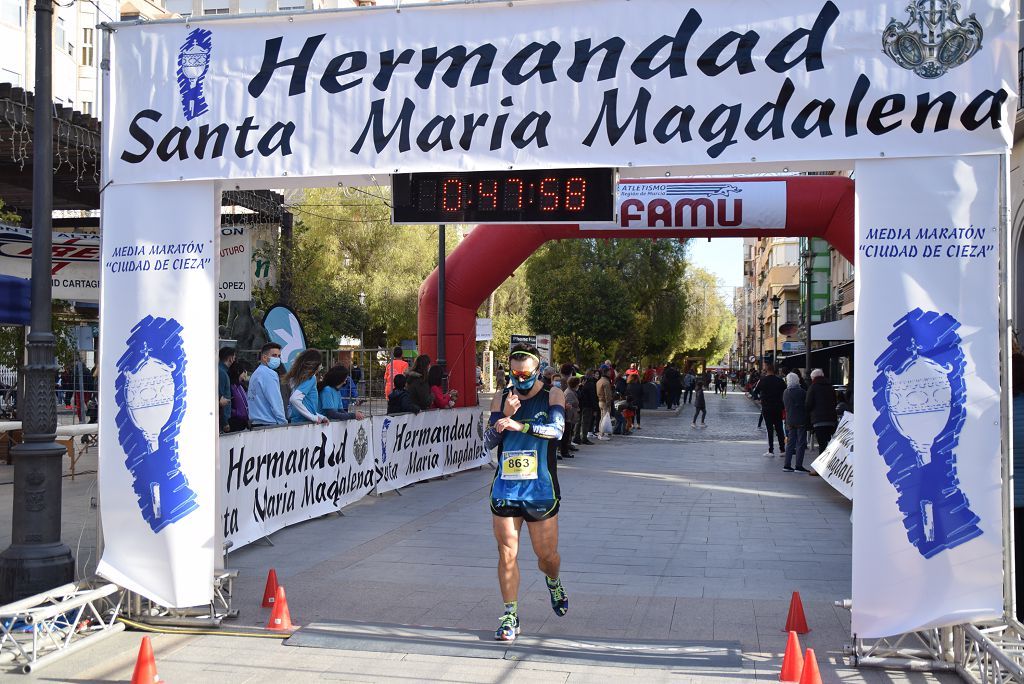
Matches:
[177,27,213,121]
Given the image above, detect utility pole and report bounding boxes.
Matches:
[0,0,75,600]
[804,247,814,380]
[279,211,293,308]
[437,224,446,393]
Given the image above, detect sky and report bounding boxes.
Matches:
[687,237,743,291]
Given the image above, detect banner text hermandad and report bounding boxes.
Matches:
[107,0,1016,184]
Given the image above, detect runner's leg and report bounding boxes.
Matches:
[527,516,568,616]
[493,515,524,602]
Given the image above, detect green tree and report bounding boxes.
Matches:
[676,266,736,364]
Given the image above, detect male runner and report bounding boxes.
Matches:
[485,343,568,641]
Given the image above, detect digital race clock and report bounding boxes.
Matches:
[391,168,616,224]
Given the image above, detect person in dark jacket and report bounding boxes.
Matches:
[754,364,786,456]
[577,372,598,443]
[782,373,808,472]
[406,354,433,411]
[691,381,707,427]
[805,369,838,452]
[662,363,682,409]
[626,374,644,429]
[387,374,421,415]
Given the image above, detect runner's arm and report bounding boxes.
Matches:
[522,403,565,440]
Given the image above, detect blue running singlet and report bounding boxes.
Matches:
[490,388,561,521]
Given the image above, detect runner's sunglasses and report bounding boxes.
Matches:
[509,369,537,380]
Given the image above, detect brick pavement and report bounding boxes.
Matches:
[16,392,960,682]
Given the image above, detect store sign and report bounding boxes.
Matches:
[107,0,1016,185]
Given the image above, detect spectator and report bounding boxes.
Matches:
[626,373,644,430]
[755,364,787,457]
[805,368,839,452]
[596,367,614,441]
[383,346,409,399]
[614,371,627,398]
[625,362,640,379]
[662,362,682,409]
[320,365,365,421]
[577,370,598,444]
[228,360,251,432]
[560,376,581,459]
[285,349,328,425]
[691,380,707,428]
[682,367,697,404]
[782,372,808,472]
[836,390,850,418]
[406,354,433,411]
[428,364,457,409]
[337,364,360,411]
[248,342,288,428]
[387,374,420,415]
[218,346,236,432]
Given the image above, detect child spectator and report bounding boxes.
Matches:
[387,374,420,415]
[228,360,251,432]
[320,365,366,421]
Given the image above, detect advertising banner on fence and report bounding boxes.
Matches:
[218,226,252,301]
[611,180,786,230]
[220,419,376,548]
[108,0,1016,185]
[810,413,853,500]
[374,407,488,494]
[96,182,218,608]
[0,224,100,300]
[852,155,1003,637]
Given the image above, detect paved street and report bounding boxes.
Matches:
[14,392,958,682]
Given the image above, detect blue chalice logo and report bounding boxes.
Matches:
[177,28,212,121]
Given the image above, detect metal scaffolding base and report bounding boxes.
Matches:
[124,569,239,627]
[841,599,1024,682]
[0,582,125,674]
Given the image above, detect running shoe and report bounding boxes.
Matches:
[546,577,569,616]
[494,612,520,641]
[783,466,795,472]
[794,466,809,472]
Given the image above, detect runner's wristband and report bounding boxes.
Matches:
[520,423,530,434]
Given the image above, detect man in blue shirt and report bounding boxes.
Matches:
[247,342,287,427]
[218,347,236,432]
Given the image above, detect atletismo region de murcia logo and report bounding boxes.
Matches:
[882,0,983,79]
[177,27,213,120]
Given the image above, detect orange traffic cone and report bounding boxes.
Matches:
[261,568,279,608]
[779,631,804,682]
[784,592,810,633]
[130,636,163,684]
[266,585,295,631]
[798,648,823,684]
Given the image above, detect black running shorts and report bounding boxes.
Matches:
[490,498,560,522]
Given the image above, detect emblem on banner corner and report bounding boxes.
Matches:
[872,309,981,559]
[114,316,198,533]
[882,0,983,78]
[379,417,391,464]
[177,27,213,120]
[354,425,368,466]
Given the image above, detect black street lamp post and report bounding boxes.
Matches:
[770,294,781,370]
[758,313,765,368]
[803,249,814,380]
[0,0,75,601]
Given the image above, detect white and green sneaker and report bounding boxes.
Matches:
[495,612,520,641]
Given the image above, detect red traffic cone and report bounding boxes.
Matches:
[266,585,296,631]
[798,648,823,684]
[783,591,810,633]
[130,636,163,684]
[261,568,279,608]
[779,631,804,682]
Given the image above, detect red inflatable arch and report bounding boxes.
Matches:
[418,175,854,407]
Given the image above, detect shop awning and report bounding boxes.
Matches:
[777,341,854,368]
[811,317,854,342]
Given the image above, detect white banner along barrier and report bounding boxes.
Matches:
[107,0,1016,185]
[810,412,853,500]
[852,155,1004,638]
[220,407,488,549]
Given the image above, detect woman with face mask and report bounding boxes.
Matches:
[227,360,251,432]
[484,343,569,642]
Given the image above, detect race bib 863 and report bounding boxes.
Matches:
[501,450,539,480]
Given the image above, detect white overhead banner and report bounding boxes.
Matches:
[220,419,376,548]
[96,182,218,608]
[851,155,1003,638]
[612,180,786,230]
[810,412,854,500]
[107,0,1015,184]
[374,407,488,494]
